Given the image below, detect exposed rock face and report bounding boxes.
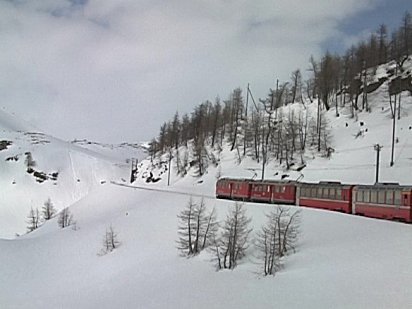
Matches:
[389,75,412,95]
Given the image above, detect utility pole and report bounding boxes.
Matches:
[390,62,398,167]
[243,83,250,156]
[374,144,383,184]
[167,149,172,186]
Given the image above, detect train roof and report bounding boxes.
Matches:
[252,180,296,185]
[297,181,353,188]
[354,183,412,190]
[217,177,253,182]
[217,177,295,184]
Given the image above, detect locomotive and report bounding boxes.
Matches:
[216,178,412,223]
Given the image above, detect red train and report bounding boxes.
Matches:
[216,178,412,223]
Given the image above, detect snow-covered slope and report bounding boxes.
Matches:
[71,139,148,164]
[1,59,412,308]
[0,181,411,308]
[169,59,412,186]
[0,109,146,238]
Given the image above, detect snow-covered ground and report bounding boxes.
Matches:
[0,182,411,308]
[1,61,412,308]
[0,109,146,238]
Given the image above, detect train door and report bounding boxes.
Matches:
[351,187,357,215]
[270,184,276,203]
[295,185,301,206]
[403,190,412,222]
[247,182,252,200]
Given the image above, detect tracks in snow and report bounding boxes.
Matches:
[110,181,216,200]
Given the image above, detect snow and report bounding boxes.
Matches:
[0,111,146,238]
[1,184,411,308]
[1,60,412,308]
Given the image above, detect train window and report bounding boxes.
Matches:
[329,188,335,199]
[394,191,401,205]
[386,191,393,204]
[322,188,328,199]
[303,187,308,197]
[336,189,342,199]
[378,191,385,204]
[311,187,316,198]
[267,186,270,193]
[371,191,377,203]
[357,191,363,202]
[363,190,370,203]
[317,187,322,198]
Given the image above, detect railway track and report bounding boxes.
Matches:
[110,181,216,200]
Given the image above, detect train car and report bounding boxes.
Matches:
[250,181,296,204]
[215,178,232,199]
[216,178,252,200]
[352,183,412,222]
[297,181,354,213]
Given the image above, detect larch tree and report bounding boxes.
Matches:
[255,206,301,276]
[42,198,56,221]
[215,202,252,270]
[101,225,120,254]
[58,207,74,229]
[177,197,218,256]
[26,207,40,233]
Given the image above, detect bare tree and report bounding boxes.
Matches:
[215,202,252,270]
[101,225,120,254]
[255,206,301,276]
[377,24,388,64]
[228,88,244,152]
[274,206,301,257]
[42,198,56,221]
[177,197,218,256]
[290,69,302,103]
[24,152,36,171]
[26,207,40,233]
[255,219,280,276]
[177,197,196,256]
[201,206,219,250]
[58,207,74,228]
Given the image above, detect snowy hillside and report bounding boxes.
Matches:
[0,109,146,238]
[209,61,412,187]
[71,139,147,164]
[1,59,412,308]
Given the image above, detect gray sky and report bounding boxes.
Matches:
[0,0,409,143]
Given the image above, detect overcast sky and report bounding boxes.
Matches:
[0,0,410,143]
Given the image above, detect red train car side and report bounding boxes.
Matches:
[352,184,412,222]
[297,182,353,213]
[216,178,252,200]
[215,178,232,199]
[250,181,295,204]
[216,178,412,224]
